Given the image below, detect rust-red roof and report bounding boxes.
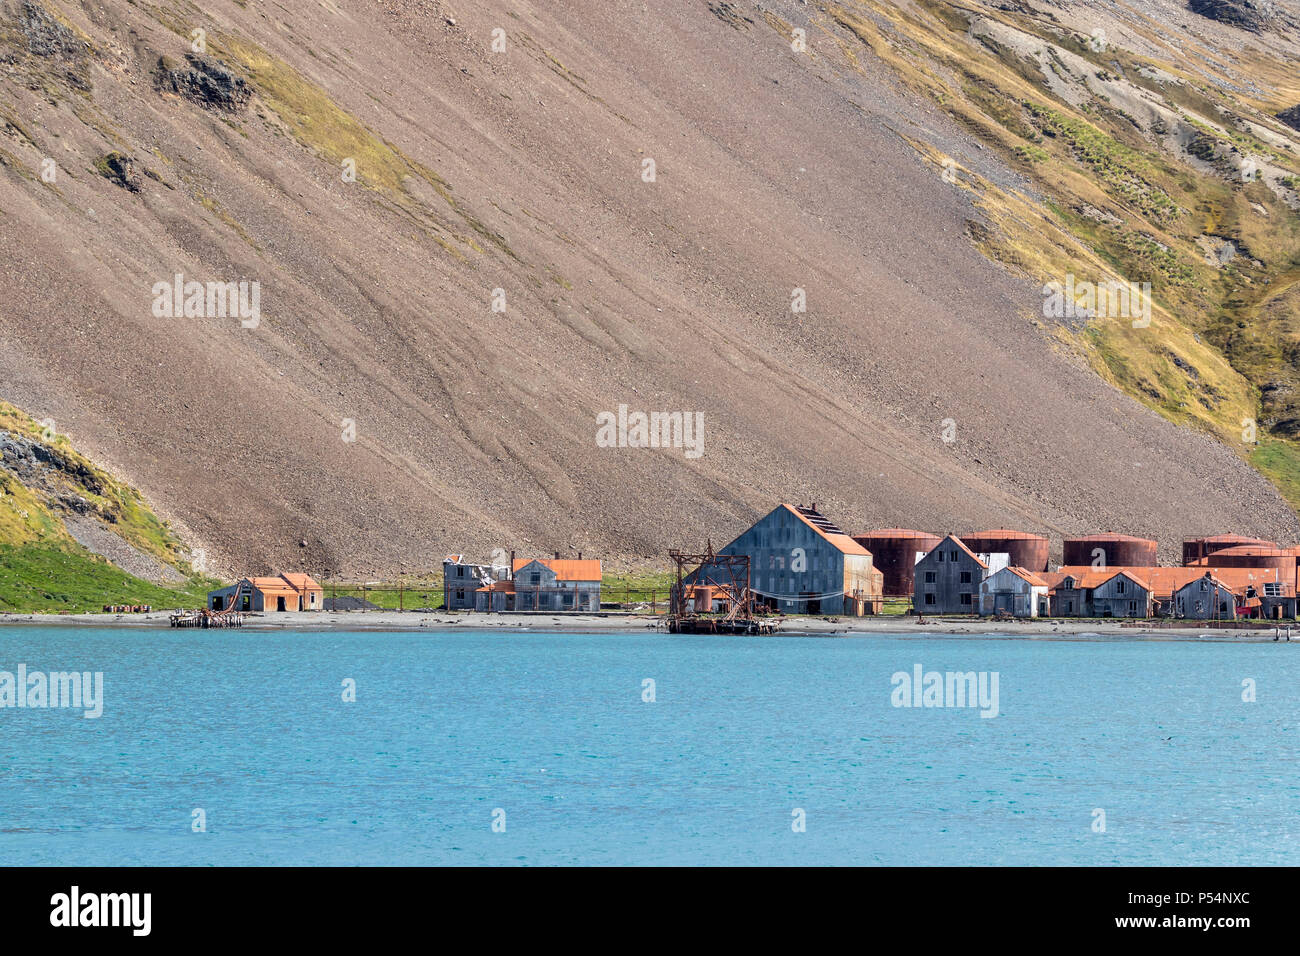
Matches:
[512,558,603,581]
[965,529,1049,541]
[1047,565,1284,599]
[1200,545,1300,558]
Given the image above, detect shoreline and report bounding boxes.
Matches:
[1,610,1297,641]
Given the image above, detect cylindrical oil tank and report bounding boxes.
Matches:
[1063,533,1158,568]
[693,586,713,613]
[1182,534,1279,566]
[1197,545,1300,587]
[851,529,942,597]
[961,530,1050,573]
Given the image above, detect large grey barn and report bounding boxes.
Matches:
[689,503,884,615]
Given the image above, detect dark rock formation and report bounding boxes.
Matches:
[1279,104,1300,133]
[1188,0,1277,32]
[93,152,141,192]
[18,0,85,60]
[154,54,251,112]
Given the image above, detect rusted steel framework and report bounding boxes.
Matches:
[667,545,774,633]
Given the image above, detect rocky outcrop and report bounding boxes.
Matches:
[18,0,85,60]
[1188,0,1277,32]
[1,431,108,497]
[93,151,140,192]
[1279,104,1300,133]
[154,54,251,112]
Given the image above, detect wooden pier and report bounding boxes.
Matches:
[666,616,778,635]
[170,610,246,628]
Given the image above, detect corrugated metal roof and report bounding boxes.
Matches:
[785,504,872,556]
[245,573,321,596]
[1047,565,1282,599]
[1002,566,1049,587]
[512,558,603,581]
[279,573,321,591]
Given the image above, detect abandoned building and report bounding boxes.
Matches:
[914,535,1009,614]
[442,554,508,610]
[1042,568,1154,617]
[688,503,884,615]
[978,566,1050,617]
[472,556,602,612]
[1041,565,1295,619]
[1088,569,1154,618]
[208,573,323,612]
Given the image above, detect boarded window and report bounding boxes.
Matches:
[960,571,971,584]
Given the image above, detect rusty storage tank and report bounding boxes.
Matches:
[1182,534,1279,566]
[693,586,714,613]
[851,529,942,597]
[1063,533,1158,568]
[961,530,1050,573]
[1196,545,1300,587]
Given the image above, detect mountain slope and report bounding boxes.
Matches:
[0,401,215,610]
[1,0,1298,575]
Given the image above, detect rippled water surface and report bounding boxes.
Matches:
[1,626,1296,865]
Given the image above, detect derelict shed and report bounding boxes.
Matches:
[913,534,1000,614]
[511,557,602,612]
[1088,570,1153,618]
[208,573,322,612]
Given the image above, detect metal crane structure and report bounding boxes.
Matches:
[666,544,777,634]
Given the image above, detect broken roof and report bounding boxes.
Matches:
[786,504,872,556]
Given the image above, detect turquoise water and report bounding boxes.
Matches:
[0,626,1296,865]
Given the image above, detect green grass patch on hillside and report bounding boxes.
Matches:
[0,402,189,571]
[0,400,217,611]
[0,542,217,613]
[1251,439,1300,513]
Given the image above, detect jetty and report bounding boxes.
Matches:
[170,609,246,628]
